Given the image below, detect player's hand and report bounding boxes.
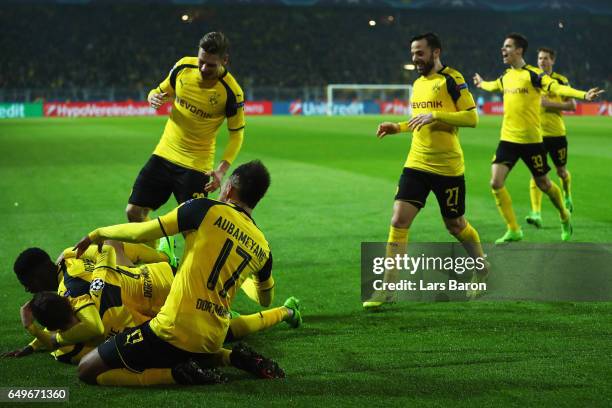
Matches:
[584,87,604,101]
[73,235,103,258]
[473,73,483,88]
[408,113,435,131]
[148,92,169,109]
[1,345,34,358]
[205,169,224,193]
[20,301,34,328]
[376,122,400,138]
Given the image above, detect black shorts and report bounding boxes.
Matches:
[492,141,551,177]
[98,321,210,372]
[395,168,465,218]
[128,155,209,210]
[543,136,568,167]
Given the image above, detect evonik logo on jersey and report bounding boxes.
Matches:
[412,101,443,109]
[176,96,213,118]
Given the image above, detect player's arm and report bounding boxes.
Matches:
[240,254,275,307]
[376,122,406,138]
[23,299,103,351]
[542,97,577,111]
[415,75,479,130]
[473,73,502,92]
[74,211,181,258]
[541,75,604,101]
[19,301,58,350]
[54,304,104,346]
[147,61,181,109]
[206,87,246,193]
[1,337,45,358]
[58,245,105,264]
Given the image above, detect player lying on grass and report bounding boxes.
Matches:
[4,243,302,365]
[473,33,604,243]
[3,241,175,361]
[71,160,287,385]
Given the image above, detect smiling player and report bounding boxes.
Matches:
[365,33,487,308]
[474,33,603,242]
[127,32,245,227]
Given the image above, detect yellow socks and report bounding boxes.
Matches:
[96,368,175,386]
[543,181,569,221]
[229,308,288,340]
[123,243,168,264]
[384,226,409,284]
[455,222,485,259]
[386,226,409,257]
[529,178,542,213]
[492,187,520,231]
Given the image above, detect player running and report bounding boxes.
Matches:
[365,32,488,308]
[525,47,576,228]
[474,33,603,243]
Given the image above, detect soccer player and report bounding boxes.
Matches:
[364,33,487,308]
[5,243,175,362]
[525,47,576,228]
[5,243,301,364]
[127,31,245,224]
[473,33,603,243]
[73,160,286,386]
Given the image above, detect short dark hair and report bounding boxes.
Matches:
[506,33,528,55]
[30,292,73,331]
[199,31,230,56]
[229,160,271,209]
[538,47,556,59]
[410,32,442,51]
[14,248,54,289]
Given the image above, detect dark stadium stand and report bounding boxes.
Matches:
[1,4,610,101]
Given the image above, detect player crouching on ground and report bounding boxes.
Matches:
[73,160,287,386]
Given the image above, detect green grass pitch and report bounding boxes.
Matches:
[1,115,611,406]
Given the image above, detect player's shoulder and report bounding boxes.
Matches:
[439,65,467,82]
[179,197,227,217]
[551,71,570,84]
[173,56,199,69]
[523,64,544,76]
[439,66,471,95]
[219,69,243,95]
[499,67,512,78]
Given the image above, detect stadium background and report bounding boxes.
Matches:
[1,0,611,406]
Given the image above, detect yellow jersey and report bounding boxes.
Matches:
[57,247,94,298]
[405,66,476,176]
[541,71,570,137]
[150,57,245,172]
[480,64,585,143]
[92,261,174,320]
[150,198,274,353]
[31,246,174,364]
